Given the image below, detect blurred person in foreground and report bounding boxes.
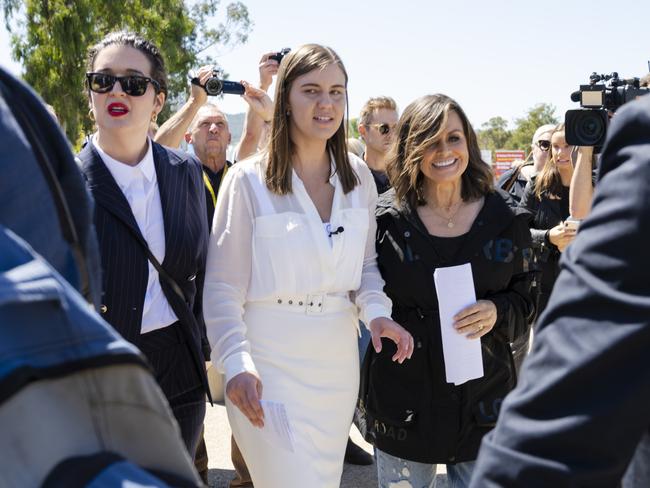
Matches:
[497,123,555,203]
[470,87,650,488]
[364,94,534,488]
[358,96,399,194]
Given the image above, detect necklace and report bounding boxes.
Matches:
[430,200,463,228]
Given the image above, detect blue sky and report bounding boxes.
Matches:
[2,0,649,129]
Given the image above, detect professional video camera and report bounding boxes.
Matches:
[191,68,245,96]
[565,72,650,147]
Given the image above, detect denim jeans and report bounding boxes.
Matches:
[377,449,476,488]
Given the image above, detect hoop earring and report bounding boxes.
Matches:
[88,109,95,121]
[151,112,158,123]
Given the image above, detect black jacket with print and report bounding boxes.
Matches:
[361,189,534,464]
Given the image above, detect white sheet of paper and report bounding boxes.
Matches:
[434,263,484,386]
[259,400,295,452]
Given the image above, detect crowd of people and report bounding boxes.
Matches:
[3,29,650,488]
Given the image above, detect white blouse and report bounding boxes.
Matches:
[203,152,392,383]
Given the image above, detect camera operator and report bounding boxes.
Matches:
[154,65,271,163]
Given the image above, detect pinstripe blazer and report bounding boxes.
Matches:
[78,140,209,395]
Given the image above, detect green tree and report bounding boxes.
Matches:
[506,103,558,151]
[2,0,252,146]
[477,116,511,152]
[348,117,359,138]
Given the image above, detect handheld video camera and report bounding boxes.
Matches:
[191,69,245,96]
[565,71,650,147]
[269,48,291,64]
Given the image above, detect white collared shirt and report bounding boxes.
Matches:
[93,134,178,334]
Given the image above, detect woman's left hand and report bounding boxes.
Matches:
[454,300,497,339]
[369,317,414,363]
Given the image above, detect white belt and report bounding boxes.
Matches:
[256,293,354,315]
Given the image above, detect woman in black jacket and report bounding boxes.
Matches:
[362,94,534,488]
[519,123,585,316]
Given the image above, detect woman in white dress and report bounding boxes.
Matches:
[203,44,413,487]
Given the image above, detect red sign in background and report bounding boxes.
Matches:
[493,150,526,178]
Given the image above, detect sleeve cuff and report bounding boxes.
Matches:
[362,303,392,327]
[220,351,259,384]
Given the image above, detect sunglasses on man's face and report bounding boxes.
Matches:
[368,123,396,135]
[86,72,161,97]
[536,139,551,151]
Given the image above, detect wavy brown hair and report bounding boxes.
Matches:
[387,94,493,209]
[265,44,358,195]
[534,123,567,199]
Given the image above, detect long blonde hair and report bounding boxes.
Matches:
[265,44,359,195]
[534,123,567,199]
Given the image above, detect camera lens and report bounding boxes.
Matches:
[575,112,606,146]
[205,76,223,96]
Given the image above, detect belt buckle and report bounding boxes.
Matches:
[306,294,324,315]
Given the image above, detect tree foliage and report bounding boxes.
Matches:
[477,116,510,152]
[507,103,559,150]
[2,0,252,146]
[476,103,559,157]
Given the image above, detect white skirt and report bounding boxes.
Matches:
[226,298,360,488]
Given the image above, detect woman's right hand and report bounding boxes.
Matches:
[547,222,577,252]
[226,372,265,428]
[241,81,274,123]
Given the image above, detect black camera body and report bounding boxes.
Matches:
[269,48,291,64]
[565,72,650,147]
[191,69,245,96]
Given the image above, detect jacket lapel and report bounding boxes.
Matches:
[152,143,188,269]
[78,142,146,247]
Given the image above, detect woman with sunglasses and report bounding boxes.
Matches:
[519,123,592,315]
[77,31,209,456]
[362,94,534,488]
[203,44,413,487]
[497,124,555,203]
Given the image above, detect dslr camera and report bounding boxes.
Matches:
[565,72,650,147]
[191,69,245,96]
[269,48,291,64]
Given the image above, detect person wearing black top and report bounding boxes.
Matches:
[519,123,592,317]
[362,94,534,488]
[497,123,555,203]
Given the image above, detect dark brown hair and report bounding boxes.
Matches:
[266,44,358,195]
[387,94,493,208]
[86,31,168,98]
[534,123,567,199]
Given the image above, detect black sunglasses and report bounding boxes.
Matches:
[86,72,161,97]
[368,123,396,135]
[536,139,551,151]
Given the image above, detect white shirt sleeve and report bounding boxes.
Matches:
[353,161,393,326]
[203,166,259,384]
